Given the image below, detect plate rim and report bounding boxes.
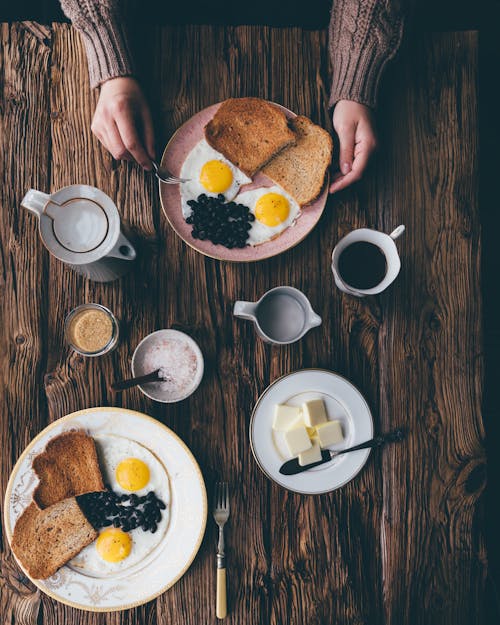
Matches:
[159,100,330,263]
[3,407,208,612]
[249,368,374,495]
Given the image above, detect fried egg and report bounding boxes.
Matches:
[69,435,170,577]
[180,139,251,217]
[235,185,301,245]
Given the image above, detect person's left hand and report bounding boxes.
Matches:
[329,100,377,194]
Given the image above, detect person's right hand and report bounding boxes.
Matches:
[91,77,155,170]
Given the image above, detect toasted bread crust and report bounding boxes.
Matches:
[262,116,333,206]
[204,98,295,177]
[11,500,97,579]
[33,431,105,508]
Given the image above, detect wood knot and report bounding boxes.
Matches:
[15,335,26,344]
[465,463,486,495]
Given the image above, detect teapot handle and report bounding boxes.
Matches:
[233,300,258,321]
[21,189,50,218]
[107,232,137,261]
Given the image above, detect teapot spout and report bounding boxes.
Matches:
[233,300,258,321]
[21,189,50,218]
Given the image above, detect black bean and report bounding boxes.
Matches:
[102,518,112,527]
[120,494,129,502]
[248,213,255,221]
[113,518,121,528]
[150,523,158,533]
[157,500,166,510]
[142,524,150,532]
[121,523,130,532]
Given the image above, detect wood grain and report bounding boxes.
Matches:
[0,22,484,625]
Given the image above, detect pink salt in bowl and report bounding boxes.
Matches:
[131,330,204,403]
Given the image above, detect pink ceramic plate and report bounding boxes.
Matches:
[159,102,329,262]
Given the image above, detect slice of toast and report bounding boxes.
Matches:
[11,499,97,579]
[262,116,333,206]
[204,98,295,177]
[33,431,105,508]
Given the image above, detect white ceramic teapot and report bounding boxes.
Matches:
[21,184,136,282]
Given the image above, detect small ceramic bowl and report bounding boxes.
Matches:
[131,329,204,403]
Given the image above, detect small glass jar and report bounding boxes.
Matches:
[65,304,119,357]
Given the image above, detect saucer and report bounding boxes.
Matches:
[250,369,373,494]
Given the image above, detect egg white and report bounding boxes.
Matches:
[68,435,170,578]
[235,185,301,246]
[180,139,251,217]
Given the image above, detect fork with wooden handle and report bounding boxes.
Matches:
[213,482,230,619]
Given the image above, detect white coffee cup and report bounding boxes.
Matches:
[331,225,405,297]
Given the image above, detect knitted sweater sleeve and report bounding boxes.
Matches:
[328,0,405,108]
[59,0,133,88]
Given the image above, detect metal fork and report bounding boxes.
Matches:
[213,481,230,619]
[151,160,190,184]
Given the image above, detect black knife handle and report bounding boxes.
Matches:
[334,428,406,457]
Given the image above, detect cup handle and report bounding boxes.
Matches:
[20,189,50,218]
[389,225,405,240]
[107,232,137,261]
[233,301,257,321]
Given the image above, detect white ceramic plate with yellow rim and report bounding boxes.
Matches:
[3,407,207,612]
[250,369,374,494]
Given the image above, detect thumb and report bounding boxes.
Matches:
[337,123,355,175]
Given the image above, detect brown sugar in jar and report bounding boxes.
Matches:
[65,304,119,356]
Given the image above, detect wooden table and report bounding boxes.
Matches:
[0,22,485,625]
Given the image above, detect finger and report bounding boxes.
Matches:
[329,171,358,194]
[104,121,133,161]
[115,110,152,170]
[141,104,156,160]
[335,122,356,175]
[329,148,372,194]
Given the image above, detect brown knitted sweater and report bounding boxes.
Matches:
[60,0,404,109]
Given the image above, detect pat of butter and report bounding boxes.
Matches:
[302,399,328,427]
[284,426,312,456]
[273,404,303,431]
[298,441,323,466]
[316,420,343,448]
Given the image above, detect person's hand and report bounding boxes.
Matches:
[91,77,155,170]
[329,100,377,193]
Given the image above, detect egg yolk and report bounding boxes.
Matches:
[254,193,290,226]
[199,160,233,193]
[96,528,131,563]
[116,457,150,491]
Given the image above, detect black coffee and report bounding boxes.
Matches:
[338,241,387,290]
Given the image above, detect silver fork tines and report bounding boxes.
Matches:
[213,481,230,566]
[152,160,190,184]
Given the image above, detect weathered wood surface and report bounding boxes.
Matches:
[0,23,483,625]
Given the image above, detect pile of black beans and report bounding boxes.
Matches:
[77,487,166,534]
[186,193,254,249]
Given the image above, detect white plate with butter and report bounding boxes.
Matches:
[250,369,373,494]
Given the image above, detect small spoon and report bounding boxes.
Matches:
[110,369,162,392]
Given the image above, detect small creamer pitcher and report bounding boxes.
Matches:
[233,286,322,345]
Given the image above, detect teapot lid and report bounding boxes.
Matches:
[38,185,121,265]
[47,198,109,253]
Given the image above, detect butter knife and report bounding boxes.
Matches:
[279,428,406,475]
